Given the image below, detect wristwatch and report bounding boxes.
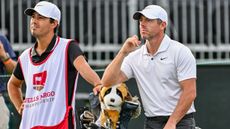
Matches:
[1,53,10,62]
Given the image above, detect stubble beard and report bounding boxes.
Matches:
[31,31,40,39]
[141,35,153,41]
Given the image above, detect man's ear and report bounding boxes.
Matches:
[160,21,167,30]
[52,20,58,28]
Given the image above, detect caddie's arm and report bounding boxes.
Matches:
[7,74,24,115]
[73,55,102,94]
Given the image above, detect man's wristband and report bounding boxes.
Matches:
[1,53,10,62]
[3,58,12,65]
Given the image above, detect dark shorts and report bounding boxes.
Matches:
[144,113,196,129]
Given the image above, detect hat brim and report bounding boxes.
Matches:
[133,11,160,21]
[133,11,143,20]
[24,8,51,20]
[24,8,36,16]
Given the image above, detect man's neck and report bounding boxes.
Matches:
[36,33,55,55]
[146,33,165,55]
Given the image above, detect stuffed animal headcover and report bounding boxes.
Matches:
[98,83,140,129]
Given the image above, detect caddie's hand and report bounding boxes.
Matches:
[93,84,102,95]
[120,35,141,56]
[0,41,7,60]
[17,103,24,115]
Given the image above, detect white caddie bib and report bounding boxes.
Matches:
[19,37,78,129]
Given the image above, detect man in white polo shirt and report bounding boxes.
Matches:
[102,5,197,129]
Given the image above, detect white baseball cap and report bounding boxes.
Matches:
[133,5,168,26]
[24,1,61,24]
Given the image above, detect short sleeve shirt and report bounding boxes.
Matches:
[121,35,196,117]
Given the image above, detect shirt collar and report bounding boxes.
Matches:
[142,34,170,56]
[31,35,57,57]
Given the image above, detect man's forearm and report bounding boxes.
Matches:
[81,64,101,87]
[166,79,196,127]
[102,51,127,86]
[4,59,17,73]
[74,56,101,87]
[8,84,24,113]
[167,92,195,125]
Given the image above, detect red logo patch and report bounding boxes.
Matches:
[33,71,47,91]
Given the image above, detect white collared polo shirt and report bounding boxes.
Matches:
[121,35,196,117]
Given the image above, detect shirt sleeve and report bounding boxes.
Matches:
[176,47,197,82]
[68,41,84,65]
[13,62,24,80]
[121,55,134,79]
